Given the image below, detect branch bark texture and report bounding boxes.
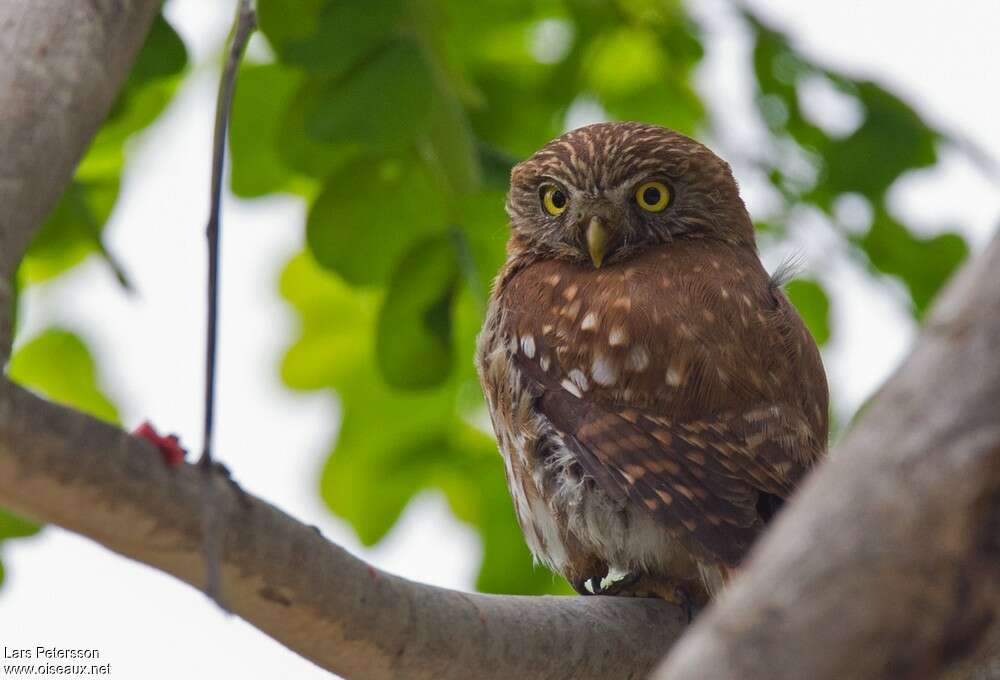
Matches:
[0,0,161,356]
[656,231,1000,680]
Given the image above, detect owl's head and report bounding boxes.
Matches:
[506,122,755,268]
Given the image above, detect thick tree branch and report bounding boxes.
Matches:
[0,379,685,678]
[0,0,162,357]
[656,230,1000,680]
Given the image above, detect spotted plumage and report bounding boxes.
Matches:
[476,122,828,606]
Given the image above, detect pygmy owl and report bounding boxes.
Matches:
[476,122,828,607]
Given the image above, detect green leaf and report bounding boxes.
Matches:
[419,92,482,196]
[0,508,42,590]
[259,0,406,77]
[295,40,436,152]
[280,252,379,390]
[306,156,448,285]
[7,329,120,424]
[280,254,455,544]
[454,191,509,298]
[582,27,668,98]
[18,180,120,285]
[125,13,187,87]
[376,236,460,389]
[856,211,968,317]
[229,63,312,197]
[784,279,831,346]
[819,82,938,203]
[0,509,40,542]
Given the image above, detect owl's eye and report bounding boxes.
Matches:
[635,181,671,212]
[541,185,568,216]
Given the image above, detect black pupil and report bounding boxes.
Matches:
[550,190,566,208]
[643,186,661,205]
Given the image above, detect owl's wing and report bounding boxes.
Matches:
[515,350,812,566]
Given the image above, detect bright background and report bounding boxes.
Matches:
[2,1,998,678]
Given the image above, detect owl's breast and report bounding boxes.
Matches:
[497,241,779,417]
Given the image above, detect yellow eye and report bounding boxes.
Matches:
[541,185,568,216]
[635,181,670,212]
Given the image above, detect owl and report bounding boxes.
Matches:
[476,122,828,608]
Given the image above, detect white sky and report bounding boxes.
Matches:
[1,1,997,678]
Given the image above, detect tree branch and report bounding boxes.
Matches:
[656,230,1000,680]
[0,378,685,678]
[0,0,162,358]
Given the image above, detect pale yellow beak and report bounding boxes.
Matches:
[586,216,608,269]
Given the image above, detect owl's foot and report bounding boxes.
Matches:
[593,572,702,622]
[570,574,609,596]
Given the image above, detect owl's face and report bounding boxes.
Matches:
[506,122,755,268]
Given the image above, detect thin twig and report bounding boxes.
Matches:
[200,0,255,466]
[198,0,256,610]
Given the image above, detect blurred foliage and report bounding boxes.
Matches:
[8,1,976,597]
[8,329,121,425]
[0,508,41,587]
[784,279,830,346]
[745,13,968,318]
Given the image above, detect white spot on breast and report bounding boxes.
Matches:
[521,335,536,358]
[562,299,581,321]
[626,346,649,371]
[540,354,551,372]
[581,312,598,330]
[568,368,589,392]
[560,379,582,397]
[613,297,632,311]
[591,355,619,386]
[666,367,683,386]
[545,274,561,286]
[563,284,578,301]
[609,327,628,346]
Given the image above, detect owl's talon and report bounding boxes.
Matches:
[593,570,640,596]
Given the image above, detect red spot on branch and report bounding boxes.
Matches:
[133,421,187,468]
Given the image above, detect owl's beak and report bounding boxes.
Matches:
[586,216,608,268]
